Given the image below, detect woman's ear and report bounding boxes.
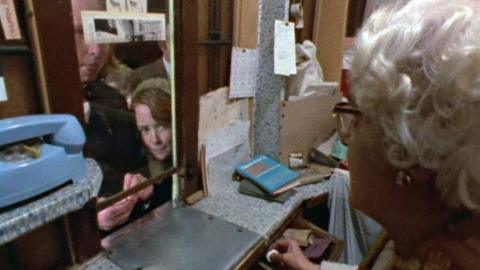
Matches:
[408,167,437,184]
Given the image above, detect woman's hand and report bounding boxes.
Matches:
[97,196,137,231]
[269,238,319,270]
[123,173,153,202]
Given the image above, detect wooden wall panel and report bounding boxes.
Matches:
[313,0,349,83]
[177,0,201,197]
[300,0,316,42]
[198,0,209,94]
[218,0,233,88]
[0,53,39,118]
[233,0,258,49]
[29,0,84,122]
[0,0,41,119]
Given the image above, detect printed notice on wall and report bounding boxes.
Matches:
[0,55,7,102]
[274,20,296,76]
[106,0,147,13]
[82,11,165,44]
[229,47,258,99]
[0,0,21,40]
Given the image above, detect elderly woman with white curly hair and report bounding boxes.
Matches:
[269,0,480,269]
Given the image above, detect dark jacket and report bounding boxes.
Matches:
[84,80,147,196]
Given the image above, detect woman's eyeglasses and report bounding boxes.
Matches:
[332,102,362,144]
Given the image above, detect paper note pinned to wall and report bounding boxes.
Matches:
[0,77,7,102]
[274,20,296,76]
[0,0,21,40]
[229,47,258,99]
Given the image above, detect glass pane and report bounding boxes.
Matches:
[70,0,173,233]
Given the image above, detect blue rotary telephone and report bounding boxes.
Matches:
[0,114,86,208]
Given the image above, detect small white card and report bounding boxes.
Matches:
[106,0,147,13]
[229,47,258,99]
[274,20,297,76]
[0,77,7,102]
[0,0,21,40]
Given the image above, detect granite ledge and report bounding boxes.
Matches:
[193,180,329,238]
[0,158,102,245]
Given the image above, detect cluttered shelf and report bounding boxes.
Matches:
[0,158,102,245]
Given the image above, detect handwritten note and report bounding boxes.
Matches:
[274,20,296,76]
[0,0,21,40]
[229,47,258,98]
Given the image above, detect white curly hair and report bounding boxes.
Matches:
[350,0,480,212]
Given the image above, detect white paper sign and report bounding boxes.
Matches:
[0,0,21,40]
[81,11,165,44]
[229,47,258,98]
[0,77,7,102]
[274,20,297,76]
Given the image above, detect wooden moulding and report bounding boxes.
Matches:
[24,0,50,114]
[199,144,209,197]
[176,0,202,198]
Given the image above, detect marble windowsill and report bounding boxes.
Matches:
[193,179,328,238]
[0,158,102,245]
